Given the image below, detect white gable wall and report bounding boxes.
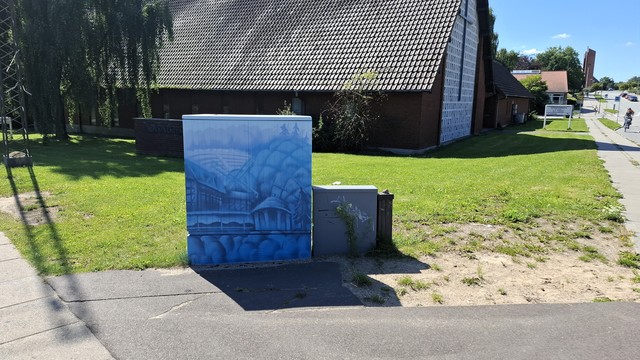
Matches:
[440,0,479,144]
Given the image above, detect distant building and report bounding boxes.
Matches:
[583,48,596,89]
[512,70,569,105]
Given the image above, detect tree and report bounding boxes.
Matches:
[598,76,615,90]
[519,75,548,114]
[328,71,382,153]
[590,82,603,92]
[495,48,518,70]
[489,8,498,57]
[535,46,584,92]
[514,55,540,71]
[14,0,173,140]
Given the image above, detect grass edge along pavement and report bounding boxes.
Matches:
[0,120,636,275]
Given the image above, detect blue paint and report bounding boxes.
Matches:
[183,115,312,265]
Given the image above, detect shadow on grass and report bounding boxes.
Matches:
[27,136,183,180]
[5,165,93,339]
[426,123,640,159]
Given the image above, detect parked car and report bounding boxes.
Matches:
[628,95,638,102]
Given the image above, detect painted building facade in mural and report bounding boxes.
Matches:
[183,115,312,265]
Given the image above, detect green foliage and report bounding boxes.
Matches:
[351,272,372,287]
[535,46,584,91]
[519,75,548,114]
[495,48,519,70]
[593,297,614,303]
[489,8,498,57]
[335,200,359,256]
[328,71,382,152]
[599,118,622,131]
[14,0,173,139]
[396,276,430,291]
[618,252,640,269]
[598,76,615,90]
[312,114,335,152]
[276,101,296,115]
[431,292,444,304]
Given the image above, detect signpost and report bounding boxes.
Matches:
[543,105,574,129]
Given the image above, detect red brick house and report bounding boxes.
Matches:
[73,0,495,153]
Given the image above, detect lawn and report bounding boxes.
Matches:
[599,118,622,131]
[0,120,624,275]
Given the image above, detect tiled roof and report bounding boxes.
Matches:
[492,61,533,99]
[512,71,568,93]
[158,0,462,92]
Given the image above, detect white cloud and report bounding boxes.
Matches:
[552,33,571,39]
[625,41,635,47]
[520,48,540,56]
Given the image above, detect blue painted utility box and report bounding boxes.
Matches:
[182,114,312,265]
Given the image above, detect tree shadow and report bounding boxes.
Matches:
[426,128,640,159]
[5,165,94,340]
[26,136,183,180]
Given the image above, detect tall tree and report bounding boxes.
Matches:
[14,0,173,140]
[519,75,548,114]
[598,76,615,90]
[489,8,498,57]
[495,48,518,70]
[535,46,584,92]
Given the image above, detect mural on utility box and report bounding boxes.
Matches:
[183,115,312,265]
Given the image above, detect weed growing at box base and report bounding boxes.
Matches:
[352,272,373,287]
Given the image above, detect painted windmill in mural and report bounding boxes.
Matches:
[1,0,32,168]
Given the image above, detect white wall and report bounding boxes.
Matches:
[440,0,479,144]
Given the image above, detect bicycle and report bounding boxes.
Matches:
[623,115,632,132]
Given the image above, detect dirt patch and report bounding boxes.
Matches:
[0,192,59,226]
[330,221,640,307]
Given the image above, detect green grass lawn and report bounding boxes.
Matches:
[0,120,624,275]
[539,118,588,132]
[599,118,622,131]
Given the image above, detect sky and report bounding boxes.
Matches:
[490,0,640,83]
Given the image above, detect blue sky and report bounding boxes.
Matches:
[490,0,640,83]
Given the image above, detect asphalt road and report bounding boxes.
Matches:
[46,266,640,360]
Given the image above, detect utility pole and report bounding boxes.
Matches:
[1,0,32,168]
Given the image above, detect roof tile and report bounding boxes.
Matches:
[159,0,462,92]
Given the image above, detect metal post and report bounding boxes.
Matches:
[1,0,32,167]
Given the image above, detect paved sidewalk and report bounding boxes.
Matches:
[0,232,113,359]
[583,111,640,252]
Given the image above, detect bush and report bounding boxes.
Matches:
[325,71,382,153]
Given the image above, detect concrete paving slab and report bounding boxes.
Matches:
[0,296,79,344]
[0,232,10,245]
[586,117,640,252]
[0,243,21,261]
[0,258,38,283]
[0,275,50,309]
[0,322,114,360]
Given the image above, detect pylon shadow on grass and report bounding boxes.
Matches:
[5,165,93,342]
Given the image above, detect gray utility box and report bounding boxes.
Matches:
[312,185,378,256]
